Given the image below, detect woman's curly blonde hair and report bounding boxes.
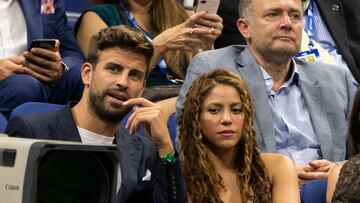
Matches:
[179,69,272,203]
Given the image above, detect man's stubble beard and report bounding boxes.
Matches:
[88,87,132,124]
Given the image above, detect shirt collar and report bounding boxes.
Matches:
[259,59,300,94]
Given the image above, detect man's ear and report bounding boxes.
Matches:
[81,62,93,86]
[237,18,251,39]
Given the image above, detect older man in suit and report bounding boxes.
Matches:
[6,25,186,203]
[176,0,357,183]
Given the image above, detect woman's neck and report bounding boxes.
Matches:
[207,147,243,203]
[128,0,155,34]
[128,0,152,14]
[207,147,237,171]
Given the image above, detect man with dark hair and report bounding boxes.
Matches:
[177,0,357,184]
[6,25,186,203]
[331,154,360,202]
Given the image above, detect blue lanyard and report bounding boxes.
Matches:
[125,10,180,84]
[305,0,315,47]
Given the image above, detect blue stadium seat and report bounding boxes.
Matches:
[63,0,92,28]
[301,179,327,203]
[0,113,8,133]
[167,112,178,147]
[9,102,64,120]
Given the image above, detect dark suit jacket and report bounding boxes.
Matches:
[19,0,85,69]
[315,0,360,82]
[5,104,186,203]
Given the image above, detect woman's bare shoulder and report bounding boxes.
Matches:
[261,153,293,166]
[261,153,295,177]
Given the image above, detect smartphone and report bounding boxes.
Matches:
[29,39,56,51]
[195,0,220,14]
[183,0,195,10]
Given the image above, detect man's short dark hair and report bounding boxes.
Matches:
[238,0,304,19]
[239,0,252,19]
[332,154,360,202]
[87,25,154,77]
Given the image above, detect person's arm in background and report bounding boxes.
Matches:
[0,56,26,80]
[262,153,300,203]
[150,11,222,69]
[76,11,108,57]
[326,163,343,203]
[23,0,84,84]
[76,9,222,69]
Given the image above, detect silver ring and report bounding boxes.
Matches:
[188,28,194,35]
[209,27,215,33]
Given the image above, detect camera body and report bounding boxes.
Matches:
[0,136,119,203]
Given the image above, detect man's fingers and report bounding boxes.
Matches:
[298,171,328,180]
[8,56,25,64]
[11,65,26,74]
[126,105,162,129]
[54,39,60,52]
[126,109,160,134]
[23,60,52,76]
[24,67,52,82]
[301,165,314,172]
[26,48,60,62]
[315,166,331,172]
[309,159,332,168]
[123,98,155,108]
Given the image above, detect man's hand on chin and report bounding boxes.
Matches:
[124,97,174,157]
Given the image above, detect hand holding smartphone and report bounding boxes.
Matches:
[29,39,56,51]
[195,0,220,14]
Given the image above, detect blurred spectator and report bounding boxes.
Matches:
[300,0,360,83]
[0,0,85,118]
[75,0,223,87]
[330,154,360,202]
[179,69,300,202]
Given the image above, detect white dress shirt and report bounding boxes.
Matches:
[0,0,27,59]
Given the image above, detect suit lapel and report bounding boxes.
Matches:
[19,0,44,47]
[316,0,358,80]
[298,60,333,160]
[52,104,82,142]
[115,128,143,201]
[235,48,276,152]
[316,0,346,48]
